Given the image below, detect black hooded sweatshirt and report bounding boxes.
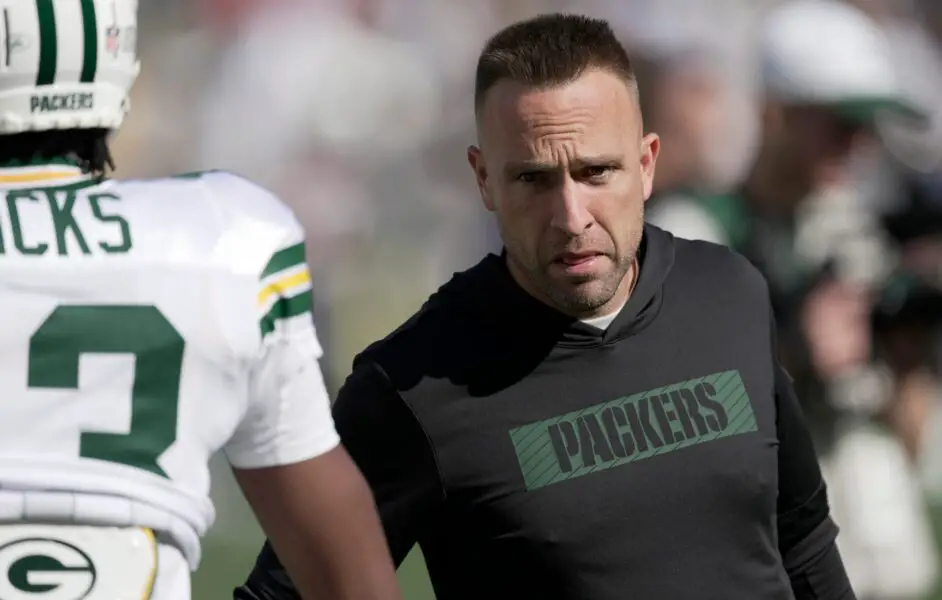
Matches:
[236,224,855,600]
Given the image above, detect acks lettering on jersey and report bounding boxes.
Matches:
[29,94,95,114]
[0,188,132,256]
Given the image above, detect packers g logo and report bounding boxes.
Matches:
[0,539,96,599]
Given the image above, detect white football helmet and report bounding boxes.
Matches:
[0,0,140,134]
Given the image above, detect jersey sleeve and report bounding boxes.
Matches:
[221,178,340,469]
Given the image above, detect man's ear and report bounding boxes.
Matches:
[640,132,660,201]
[468,145,496,211]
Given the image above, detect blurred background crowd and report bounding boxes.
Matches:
[118,0,942,597]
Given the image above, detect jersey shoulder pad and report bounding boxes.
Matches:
[178,172,313,339]
[173,170,305,275]
[113,170,306,286]
[178,170,301,234]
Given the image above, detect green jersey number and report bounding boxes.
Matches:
[27,305,183,478]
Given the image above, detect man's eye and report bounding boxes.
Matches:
[517,172,540,184]
[585,166,611,179]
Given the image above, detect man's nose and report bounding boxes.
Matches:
[549,179,593,235]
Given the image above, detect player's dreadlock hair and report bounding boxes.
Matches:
[0,128,115,177]
[474,13,638,116]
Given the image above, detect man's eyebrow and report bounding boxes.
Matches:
[503,155,623,177]
[503,161,556,176]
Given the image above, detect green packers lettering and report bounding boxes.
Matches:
[0,188,132,256]
[29,93,95,113]
[510,370,757,490]
[28,306,183,478]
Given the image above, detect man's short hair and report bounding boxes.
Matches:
[474,13,637,115]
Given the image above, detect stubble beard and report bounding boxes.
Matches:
[540,251,635,316]
[507,225,643,318]
[553,203,645,317]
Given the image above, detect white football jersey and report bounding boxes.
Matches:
[0,163,340,572]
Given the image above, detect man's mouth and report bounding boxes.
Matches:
[552,251,605,275]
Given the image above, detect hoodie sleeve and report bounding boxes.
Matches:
[332,360,445,563]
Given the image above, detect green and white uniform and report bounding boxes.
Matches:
[0,164,339,599]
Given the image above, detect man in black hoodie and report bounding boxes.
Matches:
[235,13,855,600]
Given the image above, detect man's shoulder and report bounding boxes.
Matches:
[355,292,476,378]
[353,258,503,386]
[669,232,769,302]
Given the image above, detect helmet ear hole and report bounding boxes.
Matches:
[0,0,140,135]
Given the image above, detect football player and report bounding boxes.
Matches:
[0,2,400,599]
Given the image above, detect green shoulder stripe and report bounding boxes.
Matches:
[260,290,312,336]
[170,169,222,180]
[261,242,305,280]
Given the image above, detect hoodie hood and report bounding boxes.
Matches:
[431,224,676,348]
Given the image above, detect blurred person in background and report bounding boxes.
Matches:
[196,0,444,389]
[848,0,942,176]
[635,46,740,242]
[647,1,940,598]
[635,48,726,195]
[878,170,942,475]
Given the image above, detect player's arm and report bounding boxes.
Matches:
[234,447,398,600]
[237,359,445,598]
[226,238,400,600]
[771,310,856,600]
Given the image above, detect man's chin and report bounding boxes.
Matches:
[545,278,618,313]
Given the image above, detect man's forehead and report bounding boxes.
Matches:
[477,72,638,159]
[482,69,635,126]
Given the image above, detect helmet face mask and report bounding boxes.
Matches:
[0,0,140,135]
